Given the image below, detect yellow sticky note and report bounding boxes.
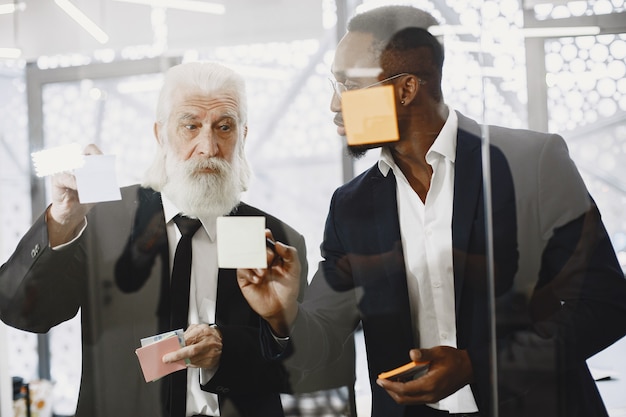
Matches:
[341,85,399,146]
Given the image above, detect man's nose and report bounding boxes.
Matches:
[195,129,220,157]
[330,90,342,112]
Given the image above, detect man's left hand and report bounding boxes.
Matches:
[376,346,474,405]
[163,324,223,369]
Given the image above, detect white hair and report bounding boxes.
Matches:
[142,62,252,217]
[155,61,248,126]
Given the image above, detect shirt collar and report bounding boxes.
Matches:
[161,193,217,241]
[428,107,457,164]
[378,106,458,176]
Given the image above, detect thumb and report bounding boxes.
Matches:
[410,348,425,362]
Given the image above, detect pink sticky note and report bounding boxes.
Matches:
[135,336,186,382]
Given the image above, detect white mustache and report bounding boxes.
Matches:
[185,157,230,174]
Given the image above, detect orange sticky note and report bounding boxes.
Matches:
[378,360,430,382]
[135,336,186,382]
[341,85,399,146]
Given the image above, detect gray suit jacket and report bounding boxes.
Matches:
[0,185,308,417]
[460,112,626,416]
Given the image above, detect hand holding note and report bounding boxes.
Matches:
[378,360,430,382]
[216,216,267,269]
[33,142,121,204]
[135,329,187,383]
[36,144,121,246]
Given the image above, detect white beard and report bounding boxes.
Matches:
[143,141,250,219]
[161,154,242,219]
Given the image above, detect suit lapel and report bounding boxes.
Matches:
[371,169,404,286]
[452,127,483,317]
[369,168,415,357]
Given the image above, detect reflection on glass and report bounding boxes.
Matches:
[1,1,625,417]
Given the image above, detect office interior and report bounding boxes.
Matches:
[0,0,625,416]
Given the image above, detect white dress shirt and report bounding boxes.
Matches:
[377,108,478,413]
[162,196,221,416]
[50,195,223,415]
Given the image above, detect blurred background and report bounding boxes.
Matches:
[0,0,625,415]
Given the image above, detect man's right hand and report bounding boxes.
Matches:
[236,230,301,337]
[47,144,102,246]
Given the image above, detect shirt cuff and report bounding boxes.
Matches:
[272,332,290,349]
[49,217,88,250]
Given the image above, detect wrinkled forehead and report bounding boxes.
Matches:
[331,31,382,80]
[169,86,241,117]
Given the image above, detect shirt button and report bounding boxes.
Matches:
[432,281,441,288]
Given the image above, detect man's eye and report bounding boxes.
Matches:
[184,124,198,130]
[218,124,232,132]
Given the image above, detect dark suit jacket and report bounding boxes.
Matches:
[268,113,626,417]
[273,124,519,417]
[0,185,308,417]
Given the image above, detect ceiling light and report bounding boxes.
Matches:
[0,3,15,14]
[117,78,163,94]
[428,25,481,37]
[428,24,601,39]
[226,64,290,80]
[0,2,25,14]
[55,0,110,44]
[521,26,601,37]
[0,47,21,59]
[114,0,225,15]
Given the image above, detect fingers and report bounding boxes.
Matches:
[376,377,433,405]
[273,239,295,261]
[184,323,222,345]
[83,143,103,155]
[50,143,102,195]
[264,229,297,265]
[378,346,474,406]
[238,229,300,283]
[163,324,223,369]
[48,169,92,225]
[236,267,264,285]
[376,364,443,405]
[409,348,424,362]
[51,171,79,202]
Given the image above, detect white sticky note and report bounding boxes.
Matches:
[74,155,122,204]
[216,216,267,269]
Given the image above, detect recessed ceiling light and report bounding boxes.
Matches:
[114,0,225,15]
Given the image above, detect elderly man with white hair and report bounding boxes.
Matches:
[0,62,308,417]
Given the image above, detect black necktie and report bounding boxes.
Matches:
[170,215,202,417]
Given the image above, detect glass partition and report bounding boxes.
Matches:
[1,1,625,416]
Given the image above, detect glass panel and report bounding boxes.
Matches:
[40,72,164,416]
[0,64,41,412]
[1,1,626,417]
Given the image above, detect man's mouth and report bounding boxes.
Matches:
[333,113,346,136]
